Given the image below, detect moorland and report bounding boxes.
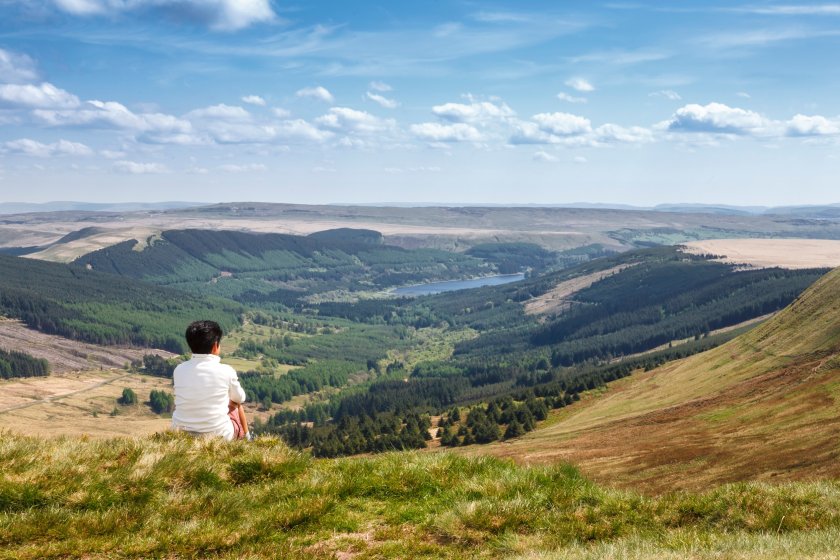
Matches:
[2,202,840,558]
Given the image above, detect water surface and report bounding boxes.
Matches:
[392,273,525,297]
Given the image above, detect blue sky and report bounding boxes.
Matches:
[0,1,839,205]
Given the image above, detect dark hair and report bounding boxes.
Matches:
[185,320,223,354]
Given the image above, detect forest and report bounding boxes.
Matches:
[0,254,241,353]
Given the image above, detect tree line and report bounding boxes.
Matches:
[0,348,49,379]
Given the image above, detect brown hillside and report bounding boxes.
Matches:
[467,267,840,494]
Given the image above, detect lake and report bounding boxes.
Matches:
[392,273,525,297]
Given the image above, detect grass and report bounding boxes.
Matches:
[3,432,840,559]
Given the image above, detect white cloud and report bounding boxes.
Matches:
[0,49,39,84]
[509,121,558,144]
[365,91,399,109]
[786,114,840,136]
[52,0,276,31]
[697,28,828,50]
[431,100,515,123]
[54,0,103,15]
[369,81,392,92]
[296,86,334,103]
[185,104,251,121]
[0,82,80,109]
[533,150,558,162]
[557,92,587,104]
[665,103,768,134]
[315,107,393,134]
[649,90,682,101]
[113,160,169,174]
[512,115,651,147]
[218,163,267,173]
[574,156,587,164]
[736,92,752,99]
[35,100,191,136]
[565,77,594,92]
[272,107,291,118]
[275,119,334,142]
[593,124,654,144]
[532,112,592,136]
[199,123,275,144]
[742,5,840,15]
[410,122,483,142]
[100,149,127,159]
[241,95,266,106]
[2,138,93,157]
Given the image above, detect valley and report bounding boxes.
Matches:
[0,205,837,474]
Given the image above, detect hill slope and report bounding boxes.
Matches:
[473,266,840,493]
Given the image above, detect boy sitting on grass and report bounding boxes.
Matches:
[171,320,250,441]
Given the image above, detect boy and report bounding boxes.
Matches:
[171,320,250,441]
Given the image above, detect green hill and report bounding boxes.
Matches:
[4,432,840,559]
[474,266,840,493]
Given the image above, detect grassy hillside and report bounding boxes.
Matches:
[473,266,840,493]
[4,432,840,559]
[0,254,241,353]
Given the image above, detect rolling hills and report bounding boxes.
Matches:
[473,265,840,493]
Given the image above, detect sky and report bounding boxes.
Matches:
[0,1,839,206]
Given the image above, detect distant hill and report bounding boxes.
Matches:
[0,201,206,215]
[477,264,840,492]
[72,228,492,301]
[0,253,241,353]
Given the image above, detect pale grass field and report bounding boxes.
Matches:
[0,370,173,438]
[682,239,840,269]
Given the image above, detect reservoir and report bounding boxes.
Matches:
[392,273,525,297]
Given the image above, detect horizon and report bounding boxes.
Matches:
[1,2,840,205]
[2,199,840,210]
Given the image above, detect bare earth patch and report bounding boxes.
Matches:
[682,238,840,269]
[0,318,175,373]
[524,264,635,315]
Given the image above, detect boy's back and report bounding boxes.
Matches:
[170,320,248,441]
[171,354,245,439]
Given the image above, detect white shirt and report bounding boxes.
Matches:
[171,354,246,441]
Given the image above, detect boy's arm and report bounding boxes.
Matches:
[228,368,247,404]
